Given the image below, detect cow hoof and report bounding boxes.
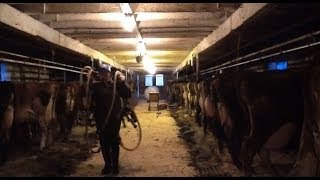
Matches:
[218,148,224,155]
[243,166,255,177]
[234,162,242,170]
[40,145,46,151]
[244,170,253,177]
[0,159,6,166]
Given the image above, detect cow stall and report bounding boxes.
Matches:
[169,24,320,176]
[0,2,320,177]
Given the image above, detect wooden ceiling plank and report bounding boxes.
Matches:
[134,3,240,12]
[139,19,222,28]
[30,13,124,23]
[49,20,122,29]
[140,27,214,33]
[57,28,126,34]
[135,12,227,21]
[175,3,268,72]
[0,3,126,70]
[9,3,121,13]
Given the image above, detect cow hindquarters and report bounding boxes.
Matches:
[0,104,14,165]
[33,93,56,151]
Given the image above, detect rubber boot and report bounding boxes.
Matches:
[101,144,112,175]
[111,144,120,175]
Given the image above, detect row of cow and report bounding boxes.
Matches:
[167,66,320,176]
[0,68,137,166]
[0,80,90,164]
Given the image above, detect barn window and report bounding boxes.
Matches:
[145,74,153,86]
[156,74,164,86]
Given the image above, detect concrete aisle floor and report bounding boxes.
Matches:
[70,100,197,177]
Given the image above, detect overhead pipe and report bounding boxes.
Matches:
[207,15,318,67]
[0,57,86,74]
[0,50,83,71]
[201,29,320,74]
[201,40,320,75]
[79,66,94,139]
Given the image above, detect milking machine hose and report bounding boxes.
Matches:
[80,66,94,139]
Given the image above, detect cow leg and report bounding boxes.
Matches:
[0,137,8,165]
[66,114,74,137]
[39,116,48,151]
[191,98,195,117]
[228,142,242,170]
[239,105,259,176]
[217,139,224,155]
[239,137,257,176]
[247,105,257,138]
[76,111,82,126]
[188,99,191,116]
[58,115,66,139]
[202,114,208,136]
[258,148,279,176]
[214,121,225,155]
[188,97,191,116]
[47,122,55,146]
[195,105,202,127]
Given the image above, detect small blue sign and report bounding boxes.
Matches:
[0,63,10,81]
[267,61,288,71]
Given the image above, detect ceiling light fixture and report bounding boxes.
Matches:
[142,56,156,75]
[119,3,135,32]
[137,40,147,56]
[121,13,135,32]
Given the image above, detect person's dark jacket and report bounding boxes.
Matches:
[116,81,131,99]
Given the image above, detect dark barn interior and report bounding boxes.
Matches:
[0,3,320,177]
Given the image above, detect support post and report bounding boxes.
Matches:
[195,54,199,81]
[137,74,140,98]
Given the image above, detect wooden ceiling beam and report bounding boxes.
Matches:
[9,3,121,13]
[0,3,126,70]
[132,3,240,13]
[175,3,268,73]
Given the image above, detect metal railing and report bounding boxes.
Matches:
[0,50,89,74]
[200,30,320,75]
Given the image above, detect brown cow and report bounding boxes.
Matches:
[182,83,189,110]
[0,82,14,164]
[237,71,304,175]
[31,81,59,151]
[55,82,78,140]
[187,82,196,117]
[173,83,184,108]
[289,66,320,176]
[69,79,100,139]
[194,80,202,126]
[212,71,304,175]
[12,81,58,151]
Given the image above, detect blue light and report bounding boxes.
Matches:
[267,62,277,70]
[0,63,10,81]
[276,61,287,70]
[267,61,288,71]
